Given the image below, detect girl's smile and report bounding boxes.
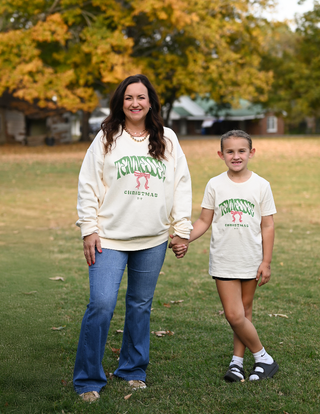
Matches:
[217,136,255,180]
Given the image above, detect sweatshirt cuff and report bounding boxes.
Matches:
[172,220,193,240]
[76,220,99,239]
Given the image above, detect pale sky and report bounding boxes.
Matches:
[264,0,315,23]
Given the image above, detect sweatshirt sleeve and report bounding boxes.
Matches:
[169,135,193,239]
[76,132,106,238]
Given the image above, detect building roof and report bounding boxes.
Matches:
[171,107,192,117]
[170,96,265,121]
[170,96,206,120]
[195,97,265,120]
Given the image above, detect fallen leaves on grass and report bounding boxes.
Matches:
[61,379,68,386]
[163,299,183,307]
[218,310,224,316]
[124,393,132,400]
[269,314,289,318]
[151,330,174,337]
[49,276,64,282]
[22,291,37,295]
[116,329,123,333]
[51,326,66,331]
[111,348,120,355]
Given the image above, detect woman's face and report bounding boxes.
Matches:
[123,82,150,125]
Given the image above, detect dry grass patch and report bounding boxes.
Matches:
[180,137,320,161]
[0,142,89,163]
[1,136,319,162]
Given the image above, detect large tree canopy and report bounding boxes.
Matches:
[260,2,320,131]
[130,0,275,123]
[0,0,137,112]
[0,0,276,123]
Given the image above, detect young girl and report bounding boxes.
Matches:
[171,130,278,382]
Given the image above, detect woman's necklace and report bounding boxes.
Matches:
[124,126,148,142]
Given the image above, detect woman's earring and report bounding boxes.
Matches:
[149,107,152,110]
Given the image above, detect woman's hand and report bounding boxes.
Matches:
[83,233,102,266]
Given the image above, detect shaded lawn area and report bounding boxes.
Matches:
[0,138,319,413]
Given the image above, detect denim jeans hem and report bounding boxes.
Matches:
[74,385,105,395]
[114,373,146,382]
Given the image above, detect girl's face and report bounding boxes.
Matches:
[217,137,255,174]
[123,82,150,126]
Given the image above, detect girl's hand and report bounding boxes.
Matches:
[172,243,188,258]
[83,233,102,266]
[169,235,189,259]
[256,261,271,286]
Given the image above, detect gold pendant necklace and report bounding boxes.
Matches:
[124,127,148,142]
[129,134,148,142]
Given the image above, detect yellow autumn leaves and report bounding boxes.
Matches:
[0,0,276,112]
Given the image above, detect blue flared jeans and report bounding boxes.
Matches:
[73,241,167,394]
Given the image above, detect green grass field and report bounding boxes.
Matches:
[0,138,319,413]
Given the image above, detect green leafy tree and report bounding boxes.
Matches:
[260,2,320,132]
[294,2,320,130]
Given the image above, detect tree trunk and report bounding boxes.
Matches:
[80,110,91,141]
[164,101,174,127]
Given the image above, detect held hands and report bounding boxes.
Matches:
[256,261,271,287]
[168,235,189,259]
[83,233,102,266]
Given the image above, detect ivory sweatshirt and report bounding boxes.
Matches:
[76,127,193,250]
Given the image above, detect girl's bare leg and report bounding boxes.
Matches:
[232,279,258,357]
[217,279,278,381]
[215,279,262,354]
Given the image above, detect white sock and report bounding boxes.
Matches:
[249,347,274,381]
[253,347,273,365]
[231,355,244,368]
[229,355,244,379]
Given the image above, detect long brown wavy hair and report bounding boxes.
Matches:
[101,74,167,160]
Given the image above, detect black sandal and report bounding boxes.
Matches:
[224,364,245,382]
[249,361,279,380]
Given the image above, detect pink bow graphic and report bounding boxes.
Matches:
[134,171,150,190]
[230,211,243,223]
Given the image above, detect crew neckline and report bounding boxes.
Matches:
[225,170,253,184]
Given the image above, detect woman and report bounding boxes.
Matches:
[73,74,192,402]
